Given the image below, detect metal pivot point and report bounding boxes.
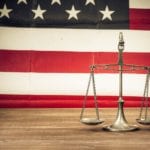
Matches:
[103,32,139,131]
[80,66,104,125]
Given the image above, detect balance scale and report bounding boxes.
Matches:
[80,32,150,131]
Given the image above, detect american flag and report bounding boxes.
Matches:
[0,0,150,107]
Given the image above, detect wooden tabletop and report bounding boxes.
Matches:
[0,108,150,150]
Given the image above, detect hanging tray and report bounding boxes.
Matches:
[80,118,104,125]
[136,118,150,125]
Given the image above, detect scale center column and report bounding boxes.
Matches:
[103,32,139,131]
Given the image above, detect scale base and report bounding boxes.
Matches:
[103,124,139,132]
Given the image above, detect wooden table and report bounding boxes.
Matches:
[0,108,150,150]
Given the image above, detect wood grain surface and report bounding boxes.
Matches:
[0,108,150,150]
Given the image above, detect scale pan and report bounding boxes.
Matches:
[80,118,104,125]
[136,118,150,125]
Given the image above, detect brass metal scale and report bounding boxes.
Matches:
[80,32,150,131]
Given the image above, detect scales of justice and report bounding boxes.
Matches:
[80,32,150,132]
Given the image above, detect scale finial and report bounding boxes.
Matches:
[118,32,124,52]
[119,32,124,42]
[118,32,124,65]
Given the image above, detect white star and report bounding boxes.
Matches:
[99,5,115,21]
[51,0,61,5]
[17,0,27,4]
[32,5,46,20]
[85,0,95,5]
[0,4,12,18]
[66,5,81,20]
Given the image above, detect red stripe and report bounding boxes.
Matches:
[0,50,150,73]
[130,9,150,30]
[0,50,31,72]
[0,94,142,108]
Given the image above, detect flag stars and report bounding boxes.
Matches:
[85,0,95,5]
[66,5,81,20]
[100,5,115,21]
[51,0,61,5]
[17,0,28,4]
[32,5,46,20]
[0,2,117,23]
[0,4,12,18]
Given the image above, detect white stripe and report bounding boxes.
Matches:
[0,72,147,96]
[130,0,150,9]
[0,27,150,52]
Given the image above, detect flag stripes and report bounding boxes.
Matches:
[0,28,150,51]
[129,9,150,30]
[129,0,150,9]
[129,0,150,30]
[0,72,146,96]
[0,50,150,73]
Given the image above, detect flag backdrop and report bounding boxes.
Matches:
[0,0,150,107]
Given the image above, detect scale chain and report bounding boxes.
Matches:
[145,72,150,120]
[139,73,149,119]
[80,70,92,120]
[91,68,100,120]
